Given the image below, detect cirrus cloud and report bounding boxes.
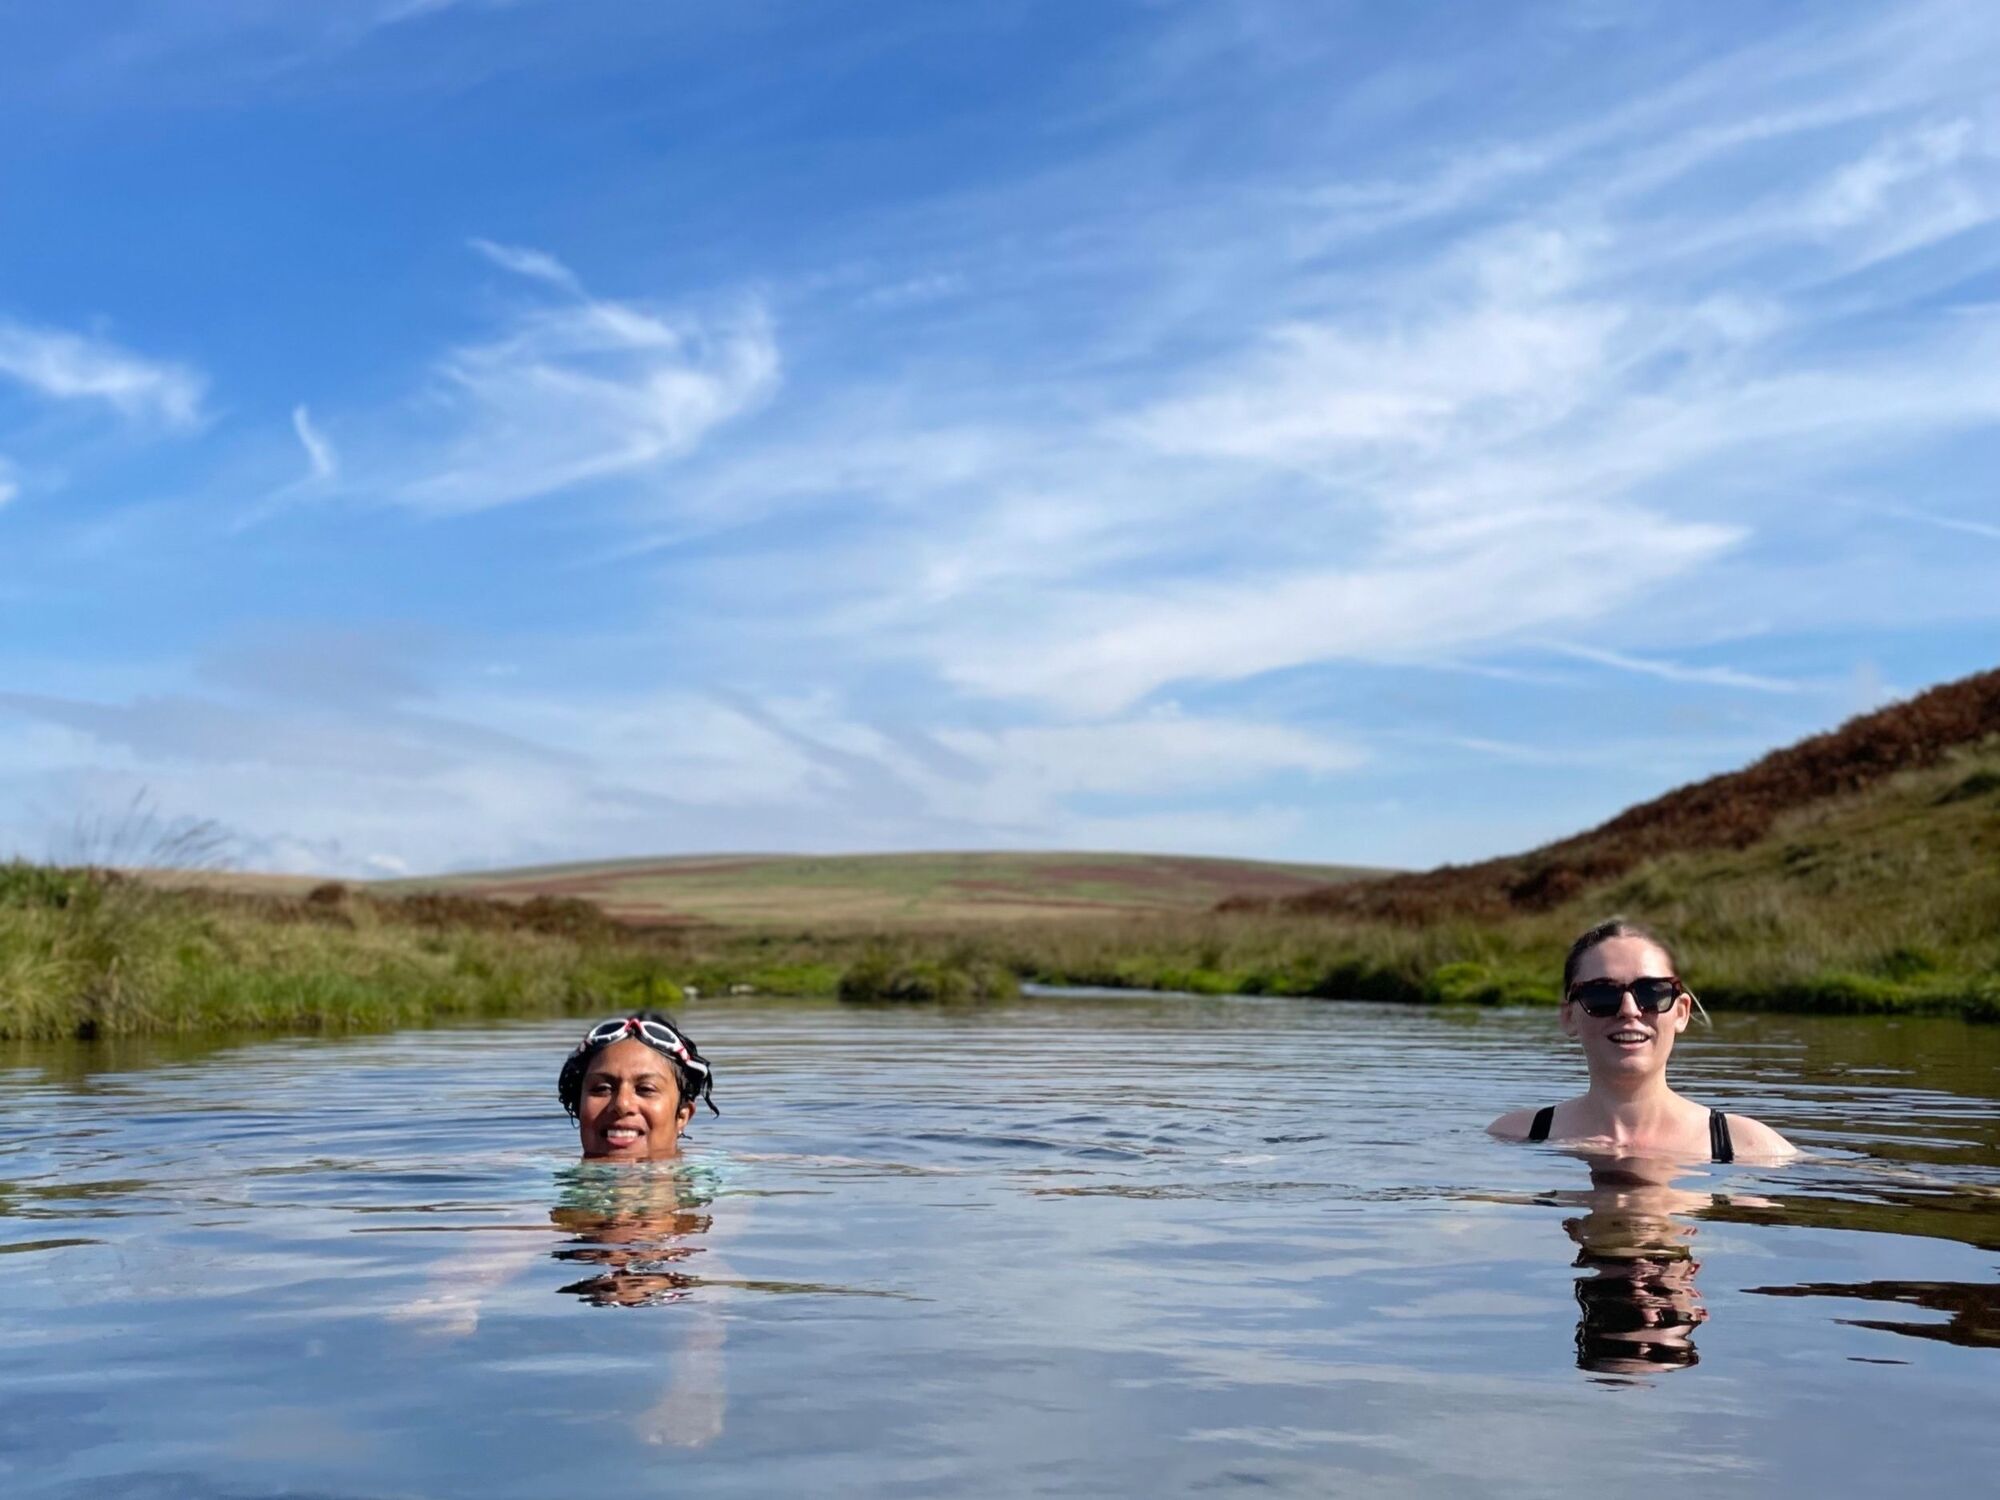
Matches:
[0,317,205,427]
[382,244,780,514]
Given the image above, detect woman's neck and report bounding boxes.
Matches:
[1578,1073,1689,1141]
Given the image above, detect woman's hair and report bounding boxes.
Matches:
[1561,918,1677,994]
[557,1008,718,1122]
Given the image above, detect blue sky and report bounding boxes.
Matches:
[1,0,1996,877]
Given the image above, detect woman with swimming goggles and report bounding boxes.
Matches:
[393,1014,729,1445]
[1489,919,1794,1161]
[559,1010,719,1161]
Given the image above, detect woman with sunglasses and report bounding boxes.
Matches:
[559,1010,719,1161]
[1489,920,1794,1160]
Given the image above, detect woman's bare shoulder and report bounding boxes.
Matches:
[1726,1113,1798,1159]
[1487,1106,1542,1141]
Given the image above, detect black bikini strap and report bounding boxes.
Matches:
[1528,1105,1555,1143]
[1709,1108,1735,1164]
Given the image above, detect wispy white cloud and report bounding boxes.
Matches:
[922,712,1362,828]
[641,1,2000,734]
[366,0,539,35]
[371,0,480,26]
[1806,116,2000,270]
[1545,644,1807,695]
[1411,728,1776,776]
[931,508,1740,716]
[8,1,1999,872]
[1127,299,1623,466]
[1035,803,1313,858]
[856,271,965,309]
[467,236,582,293]
[1814,119,1976,227]
[290,403,338,482]
[388,245,780,513]
[0,318,205,427]
[1293,0,1994,254]
[0,650,1361,875]
[0,456,16,508]
[26,0,552,107]
[1876,503,2000,542]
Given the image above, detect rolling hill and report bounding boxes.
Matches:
[410,850,1384,928]
[1239,666,2000,923]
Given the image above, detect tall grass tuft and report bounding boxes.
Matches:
[0,863,673,1040]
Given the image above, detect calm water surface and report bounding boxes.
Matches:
[4,992,1997,1497]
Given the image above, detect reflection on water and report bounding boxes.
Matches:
[1745,1278,2000,1349]
[2,995,1997,1498]
[1488,1159,1723,1378]
[1561,1164,1711,1377]
[1575,1250,1704,1373]
[386,1162,730,1447]
[549,1163,716,1307]
[546,1167,728,1448]
[1697,1178,2000,1253]
[1521,1152,2000,1377]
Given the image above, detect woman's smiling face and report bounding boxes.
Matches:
[577,1038,693,1160]
[1561,935,1691,1079]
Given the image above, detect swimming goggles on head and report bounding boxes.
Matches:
[582,1016,711,1077]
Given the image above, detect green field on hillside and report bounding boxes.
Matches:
[406,850,1382,927]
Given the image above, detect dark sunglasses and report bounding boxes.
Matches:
[1566,976,1686,1018]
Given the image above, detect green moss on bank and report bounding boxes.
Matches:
[836,948,1019,1004]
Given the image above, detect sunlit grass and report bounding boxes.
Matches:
[0,869,690,1040]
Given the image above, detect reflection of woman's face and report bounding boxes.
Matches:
[1567,1175,1707,1375]
[550,1180,713,1308]
[1573,1258,1705,1374]
[577,1039,693,1160]
[1561,936,1691,1083]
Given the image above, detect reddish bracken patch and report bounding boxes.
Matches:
[1162,858,1328,896]
[1032,862,1188,893]
[466,872,621,899]
[1025,858,1330,898]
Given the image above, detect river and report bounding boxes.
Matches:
[4,991,1996,1496]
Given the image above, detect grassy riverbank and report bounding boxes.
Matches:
[0,869,687,1040]
[7,847,1993,1040]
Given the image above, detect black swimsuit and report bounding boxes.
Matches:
[1527,1105,1735,1163]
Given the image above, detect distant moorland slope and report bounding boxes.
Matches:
[1238,666,2000,923]
[409,850,1382,928]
